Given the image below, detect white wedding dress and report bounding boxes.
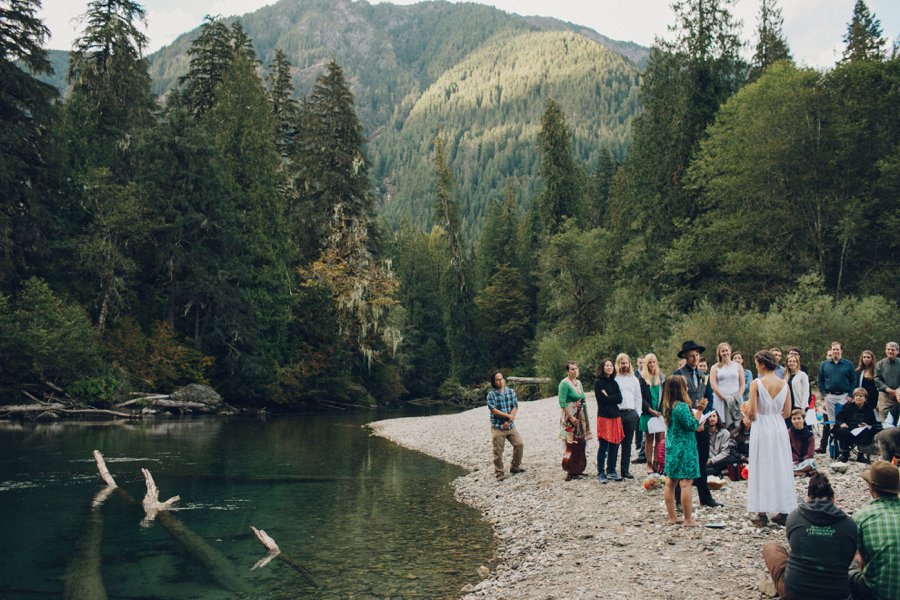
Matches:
[747,380,797,514]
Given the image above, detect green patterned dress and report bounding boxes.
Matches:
[664,401,700,479]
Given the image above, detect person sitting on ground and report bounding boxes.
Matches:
[705,411,733,477]
[731,413,752,461]
[788,408,817,477]
[762,473,857,600]
[850,461,900,600]
[834,388,881,463]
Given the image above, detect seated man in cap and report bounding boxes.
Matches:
[850,461,900,600]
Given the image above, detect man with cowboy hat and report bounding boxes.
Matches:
[850,461,900,600]
[673,340,723,508]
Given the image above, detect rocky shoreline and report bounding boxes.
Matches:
[369,394,881,599]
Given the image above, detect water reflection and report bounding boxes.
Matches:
[0,412,494,598]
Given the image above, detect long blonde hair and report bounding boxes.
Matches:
[716,342,732,365]
[641,353,660,386]
[615,353,631,376]
[662,375,690,427]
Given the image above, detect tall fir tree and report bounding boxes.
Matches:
[176,16,236,118]
[532,99,582,238]
[749,0,791,81]
[264,48,299,160]
[292,61,374,261]
[433,136,483,383]
[65,0,154,171]
[0,0,58,287]
[842,0,886,62]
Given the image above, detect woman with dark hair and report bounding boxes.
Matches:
[594,359,624,483]
[856,350,879,414]
[662,375,705,526]
[559,361,590,480]
[762,473,857,600]
[747,350,796,527]
[733,351,753,402]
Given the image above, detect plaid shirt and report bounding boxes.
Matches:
[854,496,900,600]
[487,387,518,430]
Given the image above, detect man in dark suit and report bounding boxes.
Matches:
[674,340,723,508]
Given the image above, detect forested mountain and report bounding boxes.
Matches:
[375,31,640,239]
[42,0,647,235]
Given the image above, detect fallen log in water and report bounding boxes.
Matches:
[250,526,319,587]
[0,404,136,419]
[62,486,115,600]
[91,451,249,594]
[506,376,552,384]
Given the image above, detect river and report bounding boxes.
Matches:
[0,409,493,598]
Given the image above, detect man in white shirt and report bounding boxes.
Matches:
[614,353,642,480]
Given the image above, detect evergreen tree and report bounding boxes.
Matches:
[433,136,482,383]
[265,48,299,159]
[293,60,373,261]
[842,0,886,62]
[585,148,615,228]
[0,0,58,287]
[476,179,521,287]
[749,0,791,81]
[532,99,582,237]
[177,16,235,118]
[66,0,154,170]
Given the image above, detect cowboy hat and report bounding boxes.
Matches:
[677,340,706,358]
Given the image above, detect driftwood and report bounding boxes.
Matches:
[506,376,552,384]
[0,404,136,419]
[91,451,249,594]
[115,396,212,413]
[250,526,319,587]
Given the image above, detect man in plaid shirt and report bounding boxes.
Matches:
[487,372,525,480]
[850,461,900,600]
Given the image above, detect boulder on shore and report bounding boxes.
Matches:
[170,384,223,411]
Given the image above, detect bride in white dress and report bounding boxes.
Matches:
[747,350,797,526]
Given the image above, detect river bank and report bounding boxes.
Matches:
[370,394,879,600]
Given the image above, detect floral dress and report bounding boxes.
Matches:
[664,402,700,479]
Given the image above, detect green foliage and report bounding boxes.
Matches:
[0,278,105,396]
[437,377,490,406]
[475,264,530,370]
[68,374,123,407]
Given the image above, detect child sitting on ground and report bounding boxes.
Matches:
[788,408,816,476]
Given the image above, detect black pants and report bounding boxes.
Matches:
[619,409,639,476]
[834,425,880,454]
[676,429,714,503]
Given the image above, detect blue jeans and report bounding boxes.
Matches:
[597,439,619,474]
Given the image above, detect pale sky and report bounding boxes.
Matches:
[38,0,899,69]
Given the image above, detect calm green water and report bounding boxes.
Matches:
[0,410,494,599]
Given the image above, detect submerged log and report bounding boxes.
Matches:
[63,486,114,600]
[140,468,180,524]
[91,451,249,594]
[0,404,136,419]
[250,526,319,587]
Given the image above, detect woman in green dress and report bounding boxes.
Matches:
[638,353,665,474]
[662,375,707,526]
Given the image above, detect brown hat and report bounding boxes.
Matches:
[862,461,900,495]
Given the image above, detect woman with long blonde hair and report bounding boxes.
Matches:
[639,353,666,474]
[709,342,744,430]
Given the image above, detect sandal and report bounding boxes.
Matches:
[771,513,787,526]
[750,514,769,527]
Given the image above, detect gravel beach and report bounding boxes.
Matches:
[369,394,883,599]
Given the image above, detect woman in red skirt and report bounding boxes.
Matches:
[595,358,625,482]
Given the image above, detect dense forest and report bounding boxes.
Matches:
[1,0,898,410]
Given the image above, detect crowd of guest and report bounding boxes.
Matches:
[486,339,900,600]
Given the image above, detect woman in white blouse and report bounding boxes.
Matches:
[784,353,810,416]
[614,353,642,480]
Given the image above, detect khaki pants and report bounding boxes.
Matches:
[491,427,524,476]
[877,391,898,421]
[763,541,792,600]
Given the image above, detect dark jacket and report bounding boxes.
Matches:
[788,426,815,464]
[594,376,622,419]
[784,499,858,600]
[835,401,878,429]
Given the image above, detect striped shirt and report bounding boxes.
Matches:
[487,387,518,430]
